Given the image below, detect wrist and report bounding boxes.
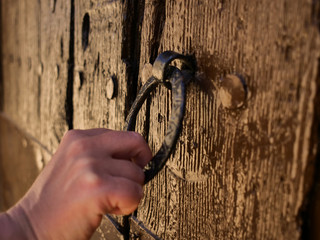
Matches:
[0,212,18,239]
[4,204,37,240]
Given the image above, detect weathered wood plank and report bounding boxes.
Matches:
[73,0,129,131]
[0,0,71,214]
[38,0,72,154]
[1,0,42,139]
[135,0,320,239]
[1,0,71,158]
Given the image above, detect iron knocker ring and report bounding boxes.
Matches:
[125,51,196,184]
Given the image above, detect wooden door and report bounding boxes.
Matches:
[1,0,320,239]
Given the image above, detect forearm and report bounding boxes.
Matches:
[0,205,36,240]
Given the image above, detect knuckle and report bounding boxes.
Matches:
[129,131,143,141]
[76,156,94,168]
[63,129,81,142]
[71,156,93,174]
[75,158,102,188]
[82,171,102,189]
[130,132,146,147]
[76,139,90,151]
[68,138,90,156]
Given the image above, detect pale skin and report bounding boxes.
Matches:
[0,129,152,239]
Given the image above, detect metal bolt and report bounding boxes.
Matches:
[219,74,247,109]
[106,76,117,99]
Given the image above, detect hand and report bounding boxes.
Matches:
[5,129,152,240]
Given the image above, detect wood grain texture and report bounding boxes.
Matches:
[1,0,71,157]
[134,0,320,239]
[1,0,319,239]
[73,0,137,131]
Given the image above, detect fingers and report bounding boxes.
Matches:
[62,129,152,167]
[94,159,145,185]
[57,129,151,217]
[59,129,110,153]
[99,131,152,168]
[77,159,145,215]
[63,130,152,169]
[100,176,143,215]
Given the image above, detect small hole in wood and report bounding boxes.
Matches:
[79,71,85,90]
[60,37,64,58]
[52,0,57,13]
[82,13,90,51]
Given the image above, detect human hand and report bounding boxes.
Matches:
[6,129,152,240]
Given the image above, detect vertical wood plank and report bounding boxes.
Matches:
[73,0,128,131]
[38,0,72,154]
[1,0,42,139]
[135,0,320,239]
[0,0,71,209]
[1,0,71,159]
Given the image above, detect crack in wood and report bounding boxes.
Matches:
[149,0,166,63]
[121,0,145,120]
[119,1,147,239]
[66,0,75,130]
[81,13,90,52]
[52,0,57,13]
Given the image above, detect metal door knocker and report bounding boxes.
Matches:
[105,51,196,239]
[125,51,196,184]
